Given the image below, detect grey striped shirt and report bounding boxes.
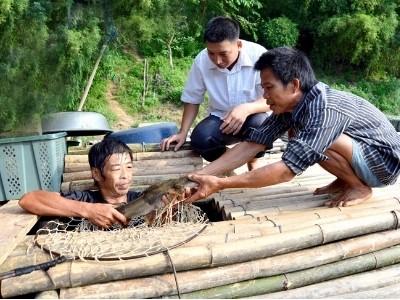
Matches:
[245,82,400,185]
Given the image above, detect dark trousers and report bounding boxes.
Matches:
[190,113,268,162]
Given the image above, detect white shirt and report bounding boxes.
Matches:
[181,40,267,119]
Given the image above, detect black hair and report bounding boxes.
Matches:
[88,138,133,177]
[204,16,240,43]
[254,47,317,92]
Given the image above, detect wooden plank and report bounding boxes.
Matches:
[0,201,38,266]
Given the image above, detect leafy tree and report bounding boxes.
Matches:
[259,17,299,48]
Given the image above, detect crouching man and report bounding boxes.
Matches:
[187,47,400,207]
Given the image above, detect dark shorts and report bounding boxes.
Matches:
[190,113,269,162]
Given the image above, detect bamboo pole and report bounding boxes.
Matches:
[165,245,400,299]
[63,164,199,182]
[223,193,332,212]
[35,290,59,299]
[236,196,400,220]
[64,156,203,173]
[64,149,197,164]
[141,58,148,106]
[68,142,193,155]
[67,140,284,156]
[57,231,400,299]
[216,184,400,210]
[254,263,400,298]
[61,174,185,193]
[216,190,317,210]
[332,282,400,298]
[3,212,400,297]
[77,43,108,112]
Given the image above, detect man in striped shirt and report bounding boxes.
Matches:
[187,47,400,207]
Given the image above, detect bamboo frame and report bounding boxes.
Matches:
[55,232,400,299]
[167,245,400,299]
[3,211,400,297]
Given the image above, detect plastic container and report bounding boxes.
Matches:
[41,112,112,136]
[106,122,178,144]
[0,132,67,201]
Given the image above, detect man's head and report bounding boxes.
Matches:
[88,138,133,197]
[254,47,317,114]
[204,16,242,69]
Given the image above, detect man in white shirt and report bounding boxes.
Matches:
[161,16,269,170]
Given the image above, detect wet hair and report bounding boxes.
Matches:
[254,47,317,92]
[204,16,240,43]
[88,138,133,177]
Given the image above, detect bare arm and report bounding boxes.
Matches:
[19,191,127,228]
[242,97,270,114]
[196,141,266,176]
[221,98,269,134]
[161,103,200,151]
[188,160,295,202]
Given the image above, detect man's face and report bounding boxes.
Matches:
[260,68,301,115]
[206,40,241,69]
[95,152,133,197]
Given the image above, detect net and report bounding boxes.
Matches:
[33,203,208,261]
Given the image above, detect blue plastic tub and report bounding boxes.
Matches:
[106,122,178,144]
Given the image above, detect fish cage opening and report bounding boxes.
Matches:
[193,198,223,222]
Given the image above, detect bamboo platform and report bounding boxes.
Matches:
[1,142,400,298]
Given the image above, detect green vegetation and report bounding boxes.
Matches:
[259,17,299,49]
[0,0,399,133]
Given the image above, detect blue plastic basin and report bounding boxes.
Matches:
[106,122,178,144]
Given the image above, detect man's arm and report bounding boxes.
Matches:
[19,191,127,228]
[221,98,269,135]
[161,103,199,151]
[188,160,295,202]
[243,97,270,114]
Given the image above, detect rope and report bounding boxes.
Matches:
[391,210,400,229]
[0,256,68,281]
[165,249,181,299]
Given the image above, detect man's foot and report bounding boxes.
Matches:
[324,185,372,207]
[314,178,347,195]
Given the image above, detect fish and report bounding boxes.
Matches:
[115,177,197,219]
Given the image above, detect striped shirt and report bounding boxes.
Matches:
[245,82,400,185]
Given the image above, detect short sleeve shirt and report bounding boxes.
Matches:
[60,190,142,204]
[245,82,400,185]
[181,40,267,118]
[36,190,141,228]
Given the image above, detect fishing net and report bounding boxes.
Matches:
[32,202,208,261]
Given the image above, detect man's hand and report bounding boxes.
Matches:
[220,103,250,135]
[160,132,187,151]
[184,174,222,203]
[84,203,128,229]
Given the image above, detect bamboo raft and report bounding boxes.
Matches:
[1,142,400,298]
